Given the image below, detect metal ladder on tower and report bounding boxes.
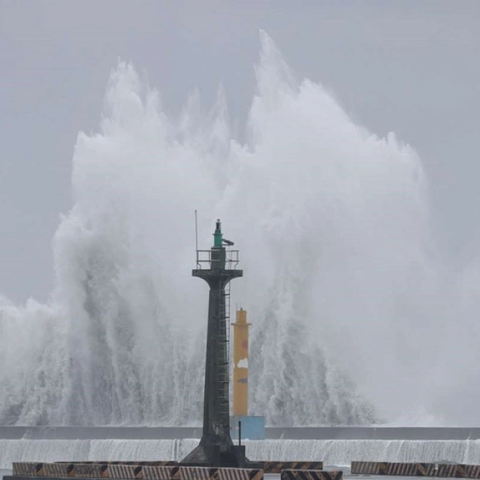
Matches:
[224,281,231,347]
[217,281,231,418]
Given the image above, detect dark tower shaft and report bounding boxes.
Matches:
[181,220,247,466]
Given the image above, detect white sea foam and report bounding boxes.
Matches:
[2,439,480,469]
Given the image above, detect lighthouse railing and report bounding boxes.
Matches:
[195,249,240,269]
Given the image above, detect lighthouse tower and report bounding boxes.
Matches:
[181,220,248,467]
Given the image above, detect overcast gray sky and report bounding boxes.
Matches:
[0,0,479,303]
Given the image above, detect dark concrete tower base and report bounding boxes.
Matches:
[181,440,248,467]
[181,220,250,467]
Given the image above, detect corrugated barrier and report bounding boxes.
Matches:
[54,463,177,466]
[257,462,323,473]
[13,463,104,478]
[351,461,480,477]
[12,463,263,480]
[280,470,342,480]
[54,461,322,474]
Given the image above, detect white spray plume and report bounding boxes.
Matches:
[0,32,477,427]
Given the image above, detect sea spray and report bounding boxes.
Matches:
[0,32,468,426]
[1,439,480,468]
